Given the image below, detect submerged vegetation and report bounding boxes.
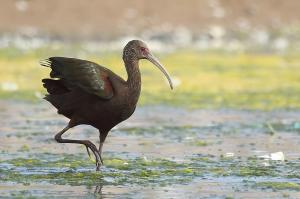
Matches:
[255,182,300,191]
[1,124,300,188]
[0,47,300,109]
[1,102,300,197]
[0,153,299,189]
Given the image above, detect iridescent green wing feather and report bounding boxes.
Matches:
[40,57,113,99]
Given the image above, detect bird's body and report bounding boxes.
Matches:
[41,40,173,170]
[43,57,139,132]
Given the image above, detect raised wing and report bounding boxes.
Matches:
[40,57,113,99]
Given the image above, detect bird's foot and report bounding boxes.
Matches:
[84,141,102,171]
[86,146,92,159]
[91,148,102,171]
[86,148,103,165]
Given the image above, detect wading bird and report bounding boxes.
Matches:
[40,40,173,171]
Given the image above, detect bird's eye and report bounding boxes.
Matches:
[140,47,149,54]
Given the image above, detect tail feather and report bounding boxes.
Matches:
[40,58,62,78]
[42,79,69,95]
[40,59,51,67]
[41,60,75,119]
[42,79,70,116]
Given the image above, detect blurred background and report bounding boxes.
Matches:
[1,1,300,198]
[1,0,300,50]
[1,0,300,109]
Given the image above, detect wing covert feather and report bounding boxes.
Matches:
[41,57,114,99]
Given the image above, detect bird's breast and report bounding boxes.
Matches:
[120,103,136,121]
[95,87,139,126]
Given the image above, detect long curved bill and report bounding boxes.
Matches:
[146,53,173,90]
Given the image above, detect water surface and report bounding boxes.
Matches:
[0,101,300,198]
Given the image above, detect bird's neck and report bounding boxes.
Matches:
[124,58,141,102]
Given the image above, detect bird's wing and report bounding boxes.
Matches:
[40,57,114,99]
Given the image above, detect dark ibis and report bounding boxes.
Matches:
[40,40,173,171]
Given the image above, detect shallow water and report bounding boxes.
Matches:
[0,100,300,198]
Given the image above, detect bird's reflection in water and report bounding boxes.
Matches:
[94,184,103,198]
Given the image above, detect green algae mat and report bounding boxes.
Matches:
[0,101,300,198]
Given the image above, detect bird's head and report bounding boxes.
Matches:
[123,40,173,89]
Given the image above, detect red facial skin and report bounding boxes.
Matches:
[140,47,149,57]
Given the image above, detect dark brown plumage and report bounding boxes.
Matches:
[40,40,173,170]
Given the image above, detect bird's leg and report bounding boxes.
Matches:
[54,125,102,171]
[94,184,103,195]
[98,141,104,165]
[86,146,92,159]
[98,131,108,165]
